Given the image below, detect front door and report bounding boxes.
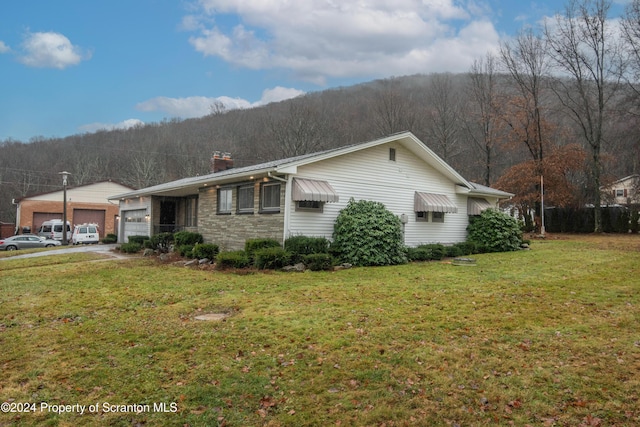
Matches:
[159,201,176,233]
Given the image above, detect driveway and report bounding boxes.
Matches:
[0,244,127,261]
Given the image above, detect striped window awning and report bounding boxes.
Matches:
[292,178,339,203]
[467,197,493,216]
[414,192,458,213]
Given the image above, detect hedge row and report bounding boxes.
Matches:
[544,207,640,233]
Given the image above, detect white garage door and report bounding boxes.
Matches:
[122,209,149,242]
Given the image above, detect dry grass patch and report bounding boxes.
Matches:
[0,235,639,426]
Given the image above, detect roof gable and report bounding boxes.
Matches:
[112,132,512,200]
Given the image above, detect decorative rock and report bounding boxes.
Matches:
[184,259,198,266]
[159,253,170,262]
[282,263,306,272]
[452,257,476,266]
[143,248,155,257]
[198,258,210,265]
[194,313,228,321]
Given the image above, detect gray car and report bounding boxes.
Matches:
[0,234,62,251]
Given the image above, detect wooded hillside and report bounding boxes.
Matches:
[3,0,640,233]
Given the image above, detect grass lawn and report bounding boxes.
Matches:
[1,234,639,426]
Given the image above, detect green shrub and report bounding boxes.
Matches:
[128,235,149,245]
[285,236,330,254]
[216,251,251,269]
[407,244,446,261]
[406,247,433,262]
[453,241,478,256]
[120,242,142,254]
[192,243,219,260]
[332,198,407,266]
[302,253,334,271]
[174,231,204,246]
[254,247,291,270]
[178,244,194,258]
[245,238,281,260]
[419,244,445,260]
[149,232,174,251]
[467,209,523,252]
[445,245,463,258]
[102,233,117,244]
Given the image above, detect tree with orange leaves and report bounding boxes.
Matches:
[495,144,586,231]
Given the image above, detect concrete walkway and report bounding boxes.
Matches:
[0,244,129,261]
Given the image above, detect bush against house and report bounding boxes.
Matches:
[332,198,407,267]
[467,209,523,253]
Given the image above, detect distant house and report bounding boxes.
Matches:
[15,181,134,238]
[601,174,640,206]
[110,132,513,249]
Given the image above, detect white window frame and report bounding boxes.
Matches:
[237,184,255,214]
[218,188,233,214]
[261,182,281,213]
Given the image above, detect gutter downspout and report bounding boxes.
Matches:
[267,172,291,244]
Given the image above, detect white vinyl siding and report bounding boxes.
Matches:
[287,144,470,246]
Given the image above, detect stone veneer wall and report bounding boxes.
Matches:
[198,181,285,251]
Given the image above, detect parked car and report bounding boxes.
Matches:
[71,223,100,245]
[0,234,62,251]
[37,219,72,241]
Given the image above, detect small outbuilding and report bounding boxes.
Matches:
[14,181,134,239]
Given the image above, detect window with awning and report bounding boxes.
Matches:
[414,192,458,213]
[292,178,339,203]
[467,197,492,216]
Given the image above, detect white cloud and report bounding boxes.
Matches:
[187,0,498,83]
[79,119,144,133]
[18,31,90,69]
[136,88,305,118]
[0,41,10,54]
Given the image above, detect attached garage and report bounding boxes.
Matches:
[73,209,106,237]
[122,209,149,242]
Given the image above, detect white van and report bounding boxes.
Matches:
[37,220,72,241]
[71,223,100,245]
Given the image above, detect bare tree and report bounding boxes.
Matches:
[424,73,464,163]
[265,101,328,158]
[500,29,553,232]
[544,0,627,232]
[466,54,504,186]
[371,79,417,136]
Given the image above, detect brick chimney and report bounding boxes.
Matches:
[210,151,234,173]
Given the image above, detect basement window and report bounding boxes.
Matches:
[295,200,323,212]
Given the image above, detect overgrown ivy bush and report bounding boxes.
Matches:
[192,243,219,260]
[332,199,407,266]
[216,251,251,269]
[467,209,523,252]
[174,231,204,246]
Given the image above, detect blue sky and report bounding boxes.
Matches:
[0,0,629,142]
